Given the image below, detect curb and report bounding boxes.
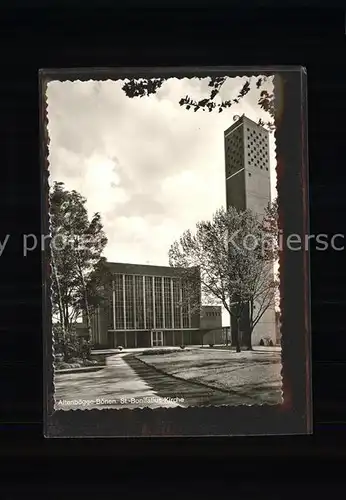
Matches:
[132,354,245,397]
[55,365,105,375]
[90,353,117,357]
[206,348,281,354]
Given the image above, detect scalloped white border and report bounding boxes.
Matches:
[42,73,283,412]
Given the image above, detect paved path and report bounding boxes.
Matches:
[55,354,183,411]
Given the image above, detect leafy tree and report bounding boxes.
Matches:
[49,181,108,338]
[122,75,275,130]
[261,198,279,258]
[244,258,279,349]
[238,198,280,348]
[85,257,114,315]
[50,182,78,335]
[168,204,278,352]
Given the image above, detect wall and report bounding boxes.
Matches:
[243,116,271,217]
[203,329,223,345]
[200,306,223,345]
[251,306,276,345]
[105,262,199,279]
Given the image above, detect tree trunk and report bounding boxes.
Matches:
[231,312,240,347]
[63,301,70,334]
[231,328,237,346]
[242,326,252,350]
[83,289,91,339]
[76,258,92,341]
[51,251,66,338]
[243,300,253,350]
[235,317,241,352]
[230,306,238,346]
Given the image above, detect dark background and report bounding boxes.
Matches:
[0,3,345,490]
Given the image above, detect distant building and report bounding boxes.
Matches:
[224,115,277,346]
[90,262,223,348]
[199,305,223,345]
[222,326,231,345]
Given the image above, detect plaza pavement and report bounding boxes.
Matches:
[54,353,184,410]
[55,347,281,409]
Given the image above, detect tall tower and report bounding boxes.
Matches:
[225,114,271,216]
[224,115,276,346]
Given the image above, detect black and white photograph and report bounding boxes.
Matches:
[44,71,283,411]
[40,67,311,436]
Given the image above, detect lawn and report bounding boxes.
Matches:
[138,348,282,405]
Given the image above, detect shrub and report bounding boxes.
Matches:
[69,357,83,364]
[55,361,82,370]
[209,344,214,348]
[268,339,274,347]
[80,339,92,360]
[84,359,99,366]
[69,362,82,369]
[141,349,177,356]
[55,336,80,361]
[259,338,264,346]
[54,330,92,363]
[55,361,70,370]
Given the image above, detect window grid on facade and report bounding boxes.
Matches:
[246,127,269,171]
[182,282,189,328]
[110,272,197,332]
[135,275,145,329]
[145,276,154,329]
[172,278,182,329]
[161,277,165,329]
[154,277,163,329]
[125,275,135,329]
[225,125,244,178]
[107,286,113,329]
[114,274,124,330]
[164,277,173,329]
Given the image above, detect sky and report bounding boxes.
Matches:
[47,75,277,326]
